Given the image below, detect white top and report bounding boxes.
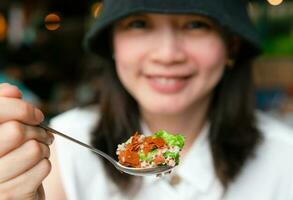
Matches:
[50,106,293,200]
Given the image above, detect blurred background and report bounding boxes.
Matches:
[0,0,292,127]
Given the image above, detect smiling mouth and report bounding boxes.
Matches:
[145,75,193,94]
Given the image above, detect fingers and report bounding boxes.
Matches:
[36,185,46,200]
[0,83,22,98]
[0,83,50,199]
[0,97,44,124]
[0,121,53,157]
[0,140,50,184]
[0,83,43,125]
[0,159,51,199]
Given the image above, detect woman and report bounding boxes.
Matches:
[0,0,293,199]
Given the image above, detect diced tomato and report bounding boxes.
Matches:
[154,155,165,165]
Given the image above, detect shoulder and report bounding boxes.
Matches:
[256,111,293,146]
[228,112,293,197]
[49,105,100,143]
[254,111,293,169]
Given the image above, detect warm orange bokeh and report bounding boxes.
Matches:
[91,2,103,18]
[44,13,61,31]
[267,0,283,6]
[0,14,7,40]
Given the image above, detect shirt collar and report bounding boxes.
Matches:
[141,122,216,193]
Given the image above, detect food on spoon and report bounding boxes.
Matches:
[116,130,185,168]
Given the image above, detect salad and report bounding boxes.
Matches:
[116,130,185,168]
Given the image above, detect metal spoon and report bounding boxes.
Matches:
[38,123,174,176]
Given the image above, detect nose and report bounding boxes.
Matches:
[150,28,187,66]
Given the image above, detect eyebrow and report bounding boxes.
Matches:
[121,13,218,29]
[127,13,149,18]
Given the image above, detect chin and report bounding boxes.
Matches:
[135,90,197,115]
[140,101,188,115]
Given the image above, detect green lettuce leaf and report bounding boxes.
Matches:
[139,149,158,162]
[154,130,185,150]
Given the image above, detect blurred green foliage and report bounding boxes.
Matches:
[263,35,293,56]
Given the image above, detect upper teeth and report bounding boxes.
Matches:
[155,77,178,85]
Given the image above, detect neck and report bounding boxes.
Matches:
[140,99,210,157]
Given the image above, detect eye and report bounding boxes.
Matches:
[127,19,147,29]
[184,21,210,30]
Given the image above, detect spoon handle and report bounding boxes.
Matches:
[38,123,117,165]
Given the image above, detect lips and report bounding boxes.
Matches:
[145,74,192,94]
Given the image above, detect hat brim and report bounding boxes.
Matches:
[85,5,261,59]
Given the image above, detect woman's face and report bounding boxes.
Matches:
[113,14,228,115]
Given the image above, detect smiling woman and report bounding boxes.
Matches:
[0,0,293,200]
[45,0,293,199]
[113,14,227,115]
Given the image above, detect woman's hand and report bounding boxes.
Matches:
[0,83,54,200]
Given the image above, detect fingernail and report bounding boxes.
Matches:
[48,136,54,145]
[34,109,44,122]
[0,83,11,88]
[50,136,55,144]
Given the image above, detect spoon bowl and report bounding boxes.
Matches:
[116,163,174,176]
[38,123,175,176]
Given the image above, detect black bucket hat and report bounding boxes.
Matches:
[85,0,261,59]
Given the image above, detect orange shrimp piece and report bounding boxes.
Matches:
[143,136,166,155]
[152,137,166,148]
[118,149,140,167]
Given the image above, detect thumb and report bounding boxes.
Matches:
[0,83,23,98]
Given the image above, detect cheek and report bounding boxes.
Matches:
[188,37,227,75]
[113,35,148,81]
[115,59,135,94]
[113,35,146,97]
[113,36,136,80]
[113,33,147,66]
[114,37,133,67]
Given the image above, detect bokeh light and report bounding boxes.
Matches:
[0,13,7,41]
[44,13,61,31]
[91,2,103,18]
[267,0,284,6]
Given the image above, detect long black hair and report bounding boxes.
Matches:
[89,32,262,191]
